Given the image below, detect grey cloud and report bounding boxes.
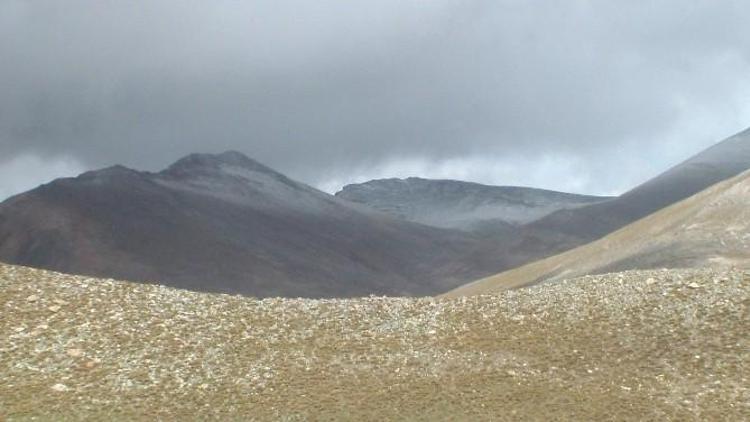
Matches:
[1,0,750,199]
[0,154,84,200]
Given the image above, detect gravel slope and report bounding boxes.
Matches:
[1,263,748,420]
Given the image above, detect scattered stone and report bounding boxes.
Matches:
[66,348,84,358]
[26,294,39,302]
[687,282,701,289]
[48,305,62,313]
[51,383,70,392]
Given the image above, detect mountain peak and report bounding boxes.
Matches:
[76,165,143,182]
[215,150,257,165]
[161,151,279,178]
[153,151,324,205]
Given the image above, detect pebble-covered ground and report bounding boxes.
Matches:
[1,263,748,420]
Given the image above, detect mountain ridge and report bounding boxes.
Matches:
[336,177,610,231]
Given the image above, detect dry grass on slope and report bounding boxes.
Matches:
[445,169,750,297]
[1,263,749,420]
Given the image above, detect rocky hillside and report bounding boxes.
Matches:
[447,169,750,296]
[336,177,608,231]
[1,263,747,420]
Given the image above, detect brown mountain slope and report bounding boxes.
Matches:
[445,169,750,297]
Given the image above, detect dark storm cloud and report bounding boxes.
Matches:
[2,0,750,199]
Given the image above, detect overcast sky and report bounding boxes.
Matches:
[2,1,750,200]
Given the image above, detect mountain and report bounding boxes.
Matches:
[2,128,749,298]
[445,168,750,297]
[336,177,609,231]
[0,152,509,297]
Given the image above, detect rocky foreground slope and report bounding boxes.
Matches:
[1,263,747,420]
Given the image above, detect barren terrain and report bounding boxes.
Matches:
[2,263,748,420]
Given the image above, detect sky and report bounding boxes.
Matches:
[2,1,750,200]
